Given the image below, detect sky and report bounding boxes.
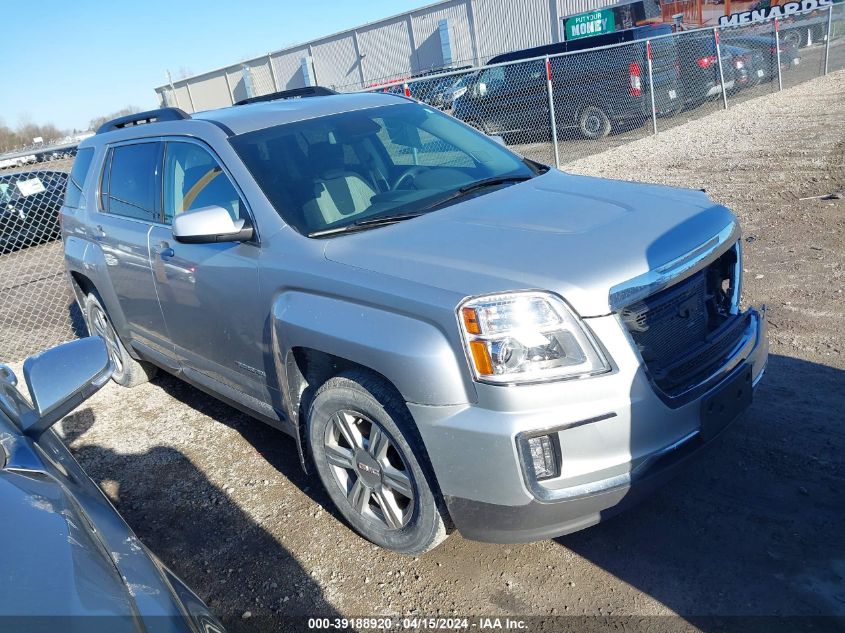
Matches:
[0,0,427,133]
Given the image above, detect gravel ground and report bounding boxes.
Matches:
[22,70,845,632]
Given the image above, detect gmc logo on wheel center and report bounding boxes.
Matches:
[358,462,380,476]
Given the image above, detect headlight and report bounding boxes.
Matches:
[457,292,610,384]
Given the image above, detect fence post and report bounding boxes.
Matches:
[646,41,658,135]
[224,72,235,105]
[184,81,196,113]
[824,4,833,75]
[775,19,783,91]
[268,53,280,91]
[545,56,562,169]
[714,28,728,110]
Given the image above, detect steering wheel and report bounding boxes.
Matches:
[392,165,427,190]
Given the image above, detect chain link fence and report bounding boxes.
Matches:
[361,5,844,165]
[1,6,844,363]
[0,161,86,360]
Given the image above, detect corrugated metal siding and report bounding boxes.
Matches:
[154,0,594,99]
[271,47,310,91]
[173,85,193,112]
[557,0,622,19]
[243,58,276,96]
[411,0,476,71]
[473,0,554,61]
[186,71,232,110]
[311,34,362,90]
[357,18,414,85]
[225,66,252,103]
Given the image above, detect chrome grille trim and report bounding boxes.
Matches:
[609,220,740,312]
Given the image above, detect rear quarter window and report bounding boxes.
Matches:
[64,148,95,209]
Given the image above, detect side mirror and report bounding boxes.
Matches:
[172,205,254,244]
[477,82,488,97]
[490,135,506,147]
[14,337,113,438]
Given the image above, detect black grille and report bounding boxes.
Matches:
[622,248,744,396]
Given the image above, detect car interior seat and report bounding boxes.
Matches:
[303,142,376,227]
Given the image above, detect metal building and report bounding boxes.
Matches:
[155,0,660,111]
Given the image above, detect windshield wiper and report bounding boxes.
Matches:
[458,175,533,194]
[407,175,533,215]
[307,176,533,238]
[308,212,424,238]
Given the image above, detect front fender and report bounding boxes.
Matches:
[272,291,473,409]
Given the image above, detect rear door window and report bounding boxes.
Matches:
[103,142,161,222]
[64,147,95,209]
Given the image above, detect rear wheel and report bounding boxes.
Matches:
[84,293,157,388]
[579,106,612,140]
[307,371,449,555]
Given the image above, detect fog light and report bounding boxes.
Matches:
[527,435,558,480]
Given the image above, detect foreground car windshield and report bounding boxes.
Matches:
[230,103,534,236]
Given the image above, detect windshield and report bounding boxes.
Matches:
[230,103,535,236]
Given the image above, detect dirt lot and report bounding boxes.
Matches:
[24,70,845,632]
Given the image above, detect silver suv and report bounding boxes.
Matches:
[62,88,767,555]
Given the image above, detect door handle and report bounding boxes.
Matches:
[158,241,175,260]
[94,225,106,240]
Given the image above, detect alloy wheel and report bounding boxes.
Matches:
[585,114,602,135]
[323,410,415,530]
[89,304,124,375]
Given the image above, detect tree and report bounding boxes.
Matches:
[88,106,142,133]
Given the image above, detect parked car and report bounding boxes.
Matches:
[0,154,37,170]
[0,169,68,254]
[454,24,682,140]
[723,44,769,90]
[439,74,472,111]
[0,337,225,632]
[676,31,738,108]
[380,67,473,110]
[62,93,767,555]
[721,34,801,79]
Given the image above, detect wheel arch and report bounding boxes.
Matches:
[270,291,474,470]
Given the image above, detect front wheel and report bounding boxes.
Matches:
[579,106,612,140]
[307,371,449,555]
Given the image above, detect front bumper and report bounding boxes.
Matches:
[409,307,768,544]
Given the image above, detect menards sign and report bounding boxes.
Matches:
[719,0,833,26]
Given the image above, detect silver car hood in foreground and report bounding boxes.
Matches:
[325,170,737,317]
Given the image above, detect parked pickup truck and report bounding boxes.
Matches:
[454,24,683,140]
[62,90,768,554]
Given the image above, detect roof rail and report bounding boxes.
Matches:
[234,86,338,106]
[96,108,191,134]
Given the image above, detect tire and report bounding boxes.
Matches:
[306,370,449,555]
[83,292,157,388]
[578,106,612,140]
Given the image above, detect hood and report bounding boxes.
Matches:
[324,170,737,317]
[0,471,137,623]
